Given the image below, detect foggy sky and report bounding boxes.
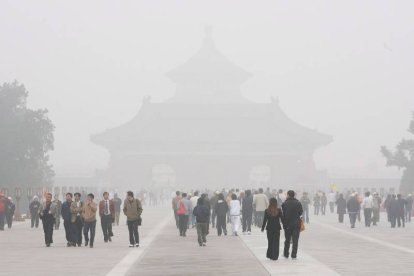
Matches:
[1,0,413,178]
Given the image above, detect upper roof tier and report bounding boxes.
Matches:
[166,28,252,103]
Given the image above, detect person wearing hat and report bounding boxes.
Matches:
[0,192,6,231]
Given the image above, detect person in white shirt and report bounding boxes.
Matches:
[362,192,373,227]
[253,188,269,227]
[328,191,336,213]
[229,194,241,236]
[190,191,200,228]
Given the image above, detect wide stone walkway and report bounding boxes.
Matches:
[1,207,414,276]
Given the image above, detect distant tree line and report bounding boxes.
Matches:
[0,81,55,191]
[381,112,414,194]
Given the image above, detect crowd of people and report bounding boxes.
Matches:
[172,188,303,260]
[0,191,143,248]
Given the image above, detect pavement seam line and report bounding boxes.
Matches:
[314,221,414,255]
[106,216,172,276]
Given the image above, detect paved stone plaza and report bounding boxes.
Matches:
[1,207,413,276]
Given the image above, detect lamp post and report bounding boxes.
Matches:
[14,187,24,221]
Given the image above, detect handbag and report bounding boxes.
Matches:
[299,218,305,232]
[137,217,142,226]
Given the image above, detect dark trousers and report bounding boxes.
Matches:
[197,223,208,245]
[0,212,5,230]
[173,210,179,228]
[338,213,344,223]
[349,213,357,227]
[242,212,252,232]
[127,219,139,245]
[303,208,309,223]
[63,220,76,243]
[267,230,280,260]
[83,220,96,245]
[314,205,320,215]
[216,214,227,235]
[397,214,405,227]
[6,213,13,228]
[178,215,189,235]
[101,214,113,241]
[42,218,54,244]
[390,215,397,228]
[31,214,39,228]
[364,208,372,227]
[74,216,83,245]
[321,204,326,215]
[284,228,300,258]
[256,211,265,228]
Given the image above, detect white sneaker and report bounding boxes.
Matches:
[135,243,139,247]
[247,231,251,235]
[129,244,134,248]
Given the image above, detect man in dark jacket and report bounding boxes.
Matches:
[347,193,360,228]
[193,197,210,246]
[6,197,16,229]
[396,194,406,228]
[242,190,253,233]
[281,190,303,259]
[215,193,228,236]
[61,193,76,246]
[336,194,347,223]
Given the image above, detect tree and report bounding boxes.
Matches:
[381,112,414,194]
[0,81,55,190]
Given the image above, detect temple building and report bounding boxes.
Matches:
[91,31,332,192]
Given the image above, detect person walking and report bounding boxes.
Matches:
[71,192,84,247]
[347,193,360,228]
[99,192,115,243]
[242,190,253,234]
[396,194,406,228]
[172,191,181,229]
[362,192,373,227]
[282,190,303,259]
[210,192,219,228]
[61,193,76,247]
[177,193,191,237]
[372,192,382,226]
[389,195,398,228]
[29,196,41,228]
[0,193,6,231]
[193,197,210,246]
[39,193,57,247]
[82,193,97,248]
[6,197,16,229]
[313,193,320,216]
[299,192,310,224]
[215,193,228,236]
[261,198,283,261]
[229,194,241,236]
[190,191,200,228]
[53,194,62,230]
[123,191,143,247]
[328,190,336,213]
[253,188,269,228]
[320,193,327,215]
[113,193,122,226]
[336,194,347,223]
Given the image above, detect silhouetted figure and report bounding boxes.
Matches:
[262,198,283,261]
[336,194,346,223]
[282,190,303,259]
[347,193,360,228]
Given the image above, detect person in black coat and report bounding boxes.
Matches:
[261,198,283,261]
[346,193,360,228]
[336,194,347,223]
[215,193,228,236]
[6,197,16,229]
[281,190,303,259]
[242,190,253,233]
[193,197,210,246]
